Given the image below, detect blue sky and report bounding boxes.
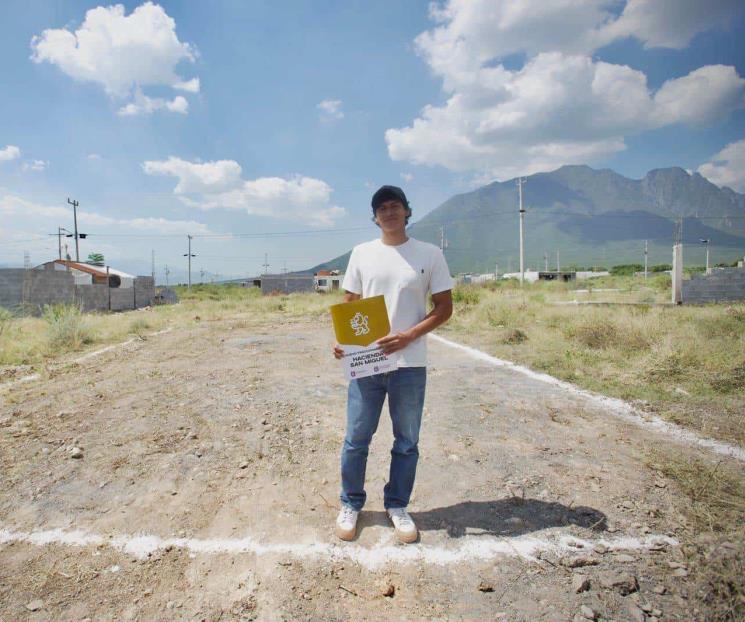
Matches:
[1,0,744,282]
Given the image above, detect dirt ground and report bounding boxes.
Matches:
[0,315,739,621]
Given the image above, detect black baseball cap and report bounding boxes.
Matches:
[371,185,409,212]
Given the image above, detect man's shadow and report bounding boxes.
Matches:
[360,498,606,538]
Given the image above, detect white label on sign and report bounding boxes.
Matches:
[341,344,398,380]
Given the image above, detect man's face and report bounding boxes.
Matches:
[374,199,408,231]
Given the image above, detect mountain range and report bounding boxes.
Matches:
[311,166,745,275]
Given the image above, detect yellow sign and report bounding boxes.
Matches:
[330,295,398,379]
[330,295,390,346]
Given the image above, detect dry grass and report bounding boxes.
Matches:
[647,450,745,621]
[2,280,742,445]
[0,284,341,370]
[441,280,745,446]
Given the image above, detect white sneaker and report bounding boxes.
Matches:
[387,507,418,543]
[335,505,359,541]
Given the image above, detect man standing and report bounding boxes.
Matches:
[332,185,453,543]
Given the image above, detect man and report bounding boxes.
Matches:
[332,185,453,543]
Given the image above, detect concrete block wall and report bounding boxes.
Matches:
[0,269,28,310]
[260,276,315,295]
[26,270,76,310]
[682,266,745,303]
[110,288,136,311]
[0,269,156,313]
[76,284,109,312]
[134,277,155,308]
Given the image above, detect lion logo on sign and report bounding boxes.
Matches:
[350,312,370,337]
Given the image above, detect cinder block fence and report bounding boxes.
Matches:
[0,269,154,314]
[682,266,745,303]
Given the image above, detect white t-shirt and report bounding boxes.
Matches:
[342,237,453,367]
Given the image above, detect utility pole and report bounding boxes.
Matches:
[644,240,648,280]
[544,252,548,272]
[58,227,63,260]
[556,250,560,272]
[672,217,683,304]
[67,198,80,262]
[183,235,196,288]
[200,267,205,283]
[165,265,170,286]
[517,177,526,285]
[262,253,270,275]
[151,250,155,281]
[440,226,448,252]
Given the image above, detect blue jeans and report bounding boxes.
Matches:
[340,367,427,511]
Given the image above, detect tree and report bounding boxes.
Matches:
[87,252,105,266]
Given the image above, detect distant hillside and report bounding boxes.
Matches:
[311,165,745,274]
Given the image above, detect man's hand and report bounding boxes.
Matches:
[376,331,415,355]
[332,343,344,360]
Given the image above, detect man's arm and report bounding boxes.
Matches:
[332,290,362,359]
[376,289,453,355]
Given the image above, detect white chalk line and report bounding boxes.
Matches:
[1,327,173,389]
[0,525,677,570]
[73,327,173,364]
[430,333,745,463]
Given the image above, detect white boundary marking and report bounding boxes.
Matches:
[430,333,745,462]
[1,328,172,388]
[0,526,677,570]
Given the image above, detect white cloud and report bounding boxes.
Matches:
[698,139,745,192]
[0,194,213,235]
[87,153,102,160]
[0,145,21,161]
[387,1,745,180]
[317,99,344,120]
[652,65,745,125]
[173,77,200,93]
[599,0,742,50]
[143,157,243,194]
[415,0,742,72]
[142,157,346,226]
[400,173,414,182]
[415,0,612,86]
[118,91,189,116]
[30,2,198,114]
[21,159,48,172]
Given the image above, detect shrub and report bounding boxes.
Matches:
[643,348,692,381]
[571,318,620,349]
[611,264,644,276]
[725,306,745,322]
[648,274,671,292]
[452,284,481,305]
[0,307,13,338]
[129,317,150,337]
[480,302,515,328]
[501,328,528,344]
[43,304,92,352]
[710,361,745,393]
